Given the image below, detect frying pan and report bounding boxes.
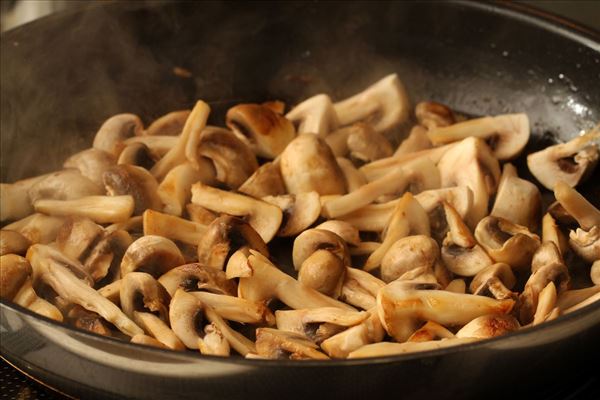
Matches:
[1,1,599,399]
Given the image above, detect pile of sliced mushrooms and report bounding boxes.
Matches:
[1,74,599,360]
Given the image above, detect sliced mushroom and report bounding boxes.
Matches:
[393,125,433,157]
[437,137,501,227]
[292,229,350,271]
[66,305,112,336]
[415,101,457,130]
[55,217,104,263]
[280,134,346,195]
[196,215,269,270]
[380,235,439,283]
[285,94,338,137]
[455,314,520,338]
[491,163,542,231]
[336,157,368,192]
[556,285,600,310]
[320,308,385,358]
[555,179,600,230]
[532,282,557,326]
[145,110,191,136]
[103,164,162,215]
[158,263,236,297]
[143,209,206,246]
[407,321,455,342]
[34,195,134,224]
[123,135,178,158]
[340,267,386,310]
[527,130,599,190]
[105,216,143,235]
[190,291,274,325]
[131,334,168,349]
[93,113,143,157]
[298,250,346,298]
[3,214,65,244]
[117,142,156,169]
[27,244,142,336]
[0,230,31,256]
[120,235,185,278]
[325,123,393,162]
[98,279,121,305]
[0,254,33,301]
[315,220,361,247]
[445,279,466,294]
[542,213,569,256]
[198,323,231,356]
[563,292,600,314]
[474,216,541,270]
[120,272,170,322]
[28,169,103,203]
[255,328,329,360]
[64,148,116,187]
[427,113,529,160]
[569,227,600,263]
[334,73,410,133]
[226,103,296,158]
[262,192,321,237]
[157,162,215,216]
[185,204,218,225]
[592,260,600,285]
[470,263,517,300]
[12,277,64,321]
[132,311,185,350]
[347,338,478,359]
[0,174,51,222]
[238,161,287,199]
[441,201,493,277]
[377,280,514,342]
[191,182,282,243]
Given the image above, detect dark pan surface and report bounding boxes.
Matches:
[1,1,600,399]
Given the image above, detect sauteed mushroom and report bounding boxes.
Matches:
[120,235,185,277]
[64,148,116,187]
[0,230,31,256]
[285,94,338,137]
[145,110,191,136]
[93,113,143,157]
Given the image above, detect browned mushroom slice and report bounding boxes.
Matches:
[238,161,287,199]
[66,305,112,336]
[438,137,501,227]
[120,235,185,278]
[158,263,236,297]
[142,209,206,246]
[27,244,141,336]
[120,272,170,321]
[159,162,214,217]
[427,113,529,160]
[393,125,433,157]
[12,277,64,322]
[326,123,393,163]
[191,182,282,243]
[0,230,31,256]
[190,291,274,325]
[556,286,600,312]
[292,229,350,271]
[531,282,558,326]
[336,157,368,192]
[563,292,600,314]
[263,192,321,237]
[64,148,116,187]
[93,114,143,157]
[334,73,410,133]
[3,214,65,244]
[103,164,162,215]
[456,314,520,338]
[527,129,599,190]
[226,103,296,159]
[380,235,439,283]
[340,267,386,310]
[377,280,514,342]
[348,338,478,358]
[415,101,457,130]
[298,250,346,298]
[470,263,517,300]
[28,169,103,204]
[491,163,542,231]
[55,217,104,263]
[198,323,231,356]
[474,216,541,270]
[280,134,347,195]
[196,215,269,270]
[255,328,329,360]
[542,213,569,256]
[320,309,385,358]
[34,195,135,224]
[117,142,156,170]
[315,220,361,247]
[407,321,455,342]
[98,279,121,305]
[131,334,168,349]
[123,135,178,158]
[145,110,191,136]
[185,204,218,225]
[0,254,33,301]
[285,94,339,137]
[445,279,466,294]
[592,260,600,285]
[0,173,52,222]
[518,242,570,324]
[569,227,600,263]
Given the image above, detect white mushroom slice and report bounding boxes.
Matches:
[196,215,269,270]
[55,217,104,263]
[315,220,361,247]
[225,249,253,279]
[322,157,440,219]
[262,192,321,237]
[470,263,517,300]
[298,250,346,298]
[64,148,116,187]
[569,227,600,263]
[93,114,143,157]
[28,169,103,204]
[336,157,368,192]
[377,280,514,342]
[415,101,457,130]
[563,292,600,314]
[285,94,338,137]
[542,213,569,256]
[117,142,156,169]
[185,204,218,225]
[143,210,206,246]
[191,182,282,243]
[334,73,410,133]
[280,134,346,195]
[491,163,542,231]
[0,173,51,222]
[275,308,368,344]
[239,251,354,310]
[592,261,600,285]
[320,308,385,358]
[0,230,31,257]
[364,192,430,272]
[82,229,132,283]
[255,328,329,360]
[98,279,121,305]
[131,334,168,349]
[0,254,33,301]
[325,125,365,156]
[151,100,210,180]
[347,338,478,359]
[226,103,296,158]
[445,279,466,294]
[133,311,185,351]
[34,195,134,224]
[415,186,473,222]
[120,235,185,278]
[532,282,558,326]
[123,135,178,157]
[474,216,541,270]
[340,267,385,310]
[198,323,231,356]
[427,113,529,160]
[105,216,143,234]
[455,314,520,338]
[407,321,455,342]
[190,291,274,325]
[3,214,65,244]
[335,200,396,232]
[437,137,501,227]
[120,272,170,322]
[103,164,162,215]
[393,125,432,157]
[327,123,393,162]
[441,201,493,277]
[380,235,439,283]
[292,229,350,271]
[554,181,600,231]
[556,285,600,310]
[238,161,286,199]
[12,277,63,322]
[527,129,599,189]
[145,110,190,136]
[157,162,215,216]
[27,244,142,336]
[158,263,236,297]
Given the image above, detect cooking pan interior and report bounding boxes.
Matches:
[1,1,600,399]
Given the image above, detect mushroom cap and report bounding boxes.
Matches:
[381,235,440,283]
[238,161,286,199]
[315,220,361,247]
[119,272,171,322]
[63,148,116,187]
[569,226,600,263]
[280,134,347,196]
[117,142,156,170]
[120,235,185,278]
[455,314,520,339]
[226,103,296,159]
[158,262,237,297]
[28,169,103,203]
[0,230,31,257]
[103,164,163,215]
[92,113,144,157]
[292,229,350,271]
[145,110,190,136]
[298,249,346,298]
[263,192,321,237]
[0,254,32,301]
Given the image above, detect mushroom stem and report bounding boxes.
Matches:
[190,291,274,325]
[34,195,134,224]
[347,338,479,358]
[319,308,384,358]
[554,181,600,230]
[133,311,186,350]
[157,162,215,216]
[340,267,386,310]
[143,209,206,246]
[12,277,64,321]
